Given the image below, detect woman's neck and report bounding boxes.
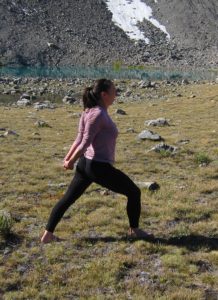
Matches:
[98,99,108,110]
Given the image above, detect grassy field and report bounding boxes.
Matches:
[0,81,218,299]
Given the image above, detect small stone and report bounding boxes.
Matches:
[182,79,189,85]
[62,96,77,104]
[149,142,177,153]
[145,118,170,127]
[126,128,135,133]
[135,181,160,191]
[115,109,127,115]
[4,130,19,136]
[33,101,55,110]
[176,139,190,145]
[138,130,163,141]
[100,189,110,196]
[34,120,51,128]
[17,99,31,107]
[20,93,31,100]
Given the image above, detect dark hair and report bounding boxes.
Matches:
[82,78,113,110]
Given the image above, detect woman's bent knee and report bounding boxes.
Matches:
[127,184,141,199]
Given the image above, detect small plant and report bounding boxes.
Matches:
[112,60,123,72]
[159,149,173,157]
[195,152,212,165]
[0,210,14,236]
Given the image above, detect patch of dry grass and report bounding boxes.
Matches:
[0,82,217,299]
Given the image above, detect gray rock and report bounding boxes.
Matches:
[176,139,190,145]
[62,96,77,104]
[126,128,135,133]
[135,181,160,191]
[4,129,19,136]
[33,101,55,110]
[182,79,189,85]
[149,142,177,153]
[115,109,127,115]
[124,90,132,97]
[48,182,67,188]
[17,99,31,107]
[145,118,170,127]
[138,130,163,141]
[71,112,81,117]
[139,81,156,88]
[20,93,31,100]
[34,120,51,128]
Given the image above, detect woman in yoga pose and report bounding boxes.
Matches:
[40,78,153,243]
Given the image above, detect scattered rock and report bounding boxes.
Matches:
[145,118,170,127]
[126,128,135,133]
[135,181,160,191]
[33,101,55,110]
[48,182,67,188]
[47,42,58,49]
[138,130,163,141]
[100,189,111,196]
[149,142,178,153]
[182,79,189,85]
[4,129,19,136]
[115,108,127,115]
[71,112,81,117]
[139,81,156,88]
[20,93,31,100]
[17,99,31,107]
[176,139,190,144]
[34,120,51,128]
[124,90,132,97]
[62,96,77,104]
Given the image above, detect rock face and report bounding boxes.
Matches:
[0,0,217,68]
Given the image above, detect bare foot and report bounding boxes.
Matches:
[40,230,64,243]
[128,227,154,239]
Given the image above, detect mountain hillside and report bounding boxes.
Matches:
[0,0,217,68]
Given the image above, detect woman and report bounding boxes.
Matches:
[40,78,153,243]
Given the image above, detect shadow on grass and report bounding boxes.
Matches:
[0,232,24,252]
[82,234,218,251]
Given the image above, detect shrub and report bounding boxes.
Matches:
[0,210,14,236]
[195,152,212,165]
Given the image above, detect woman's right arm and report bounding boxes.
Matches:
[64,109,103,169]
[63,113,84,162]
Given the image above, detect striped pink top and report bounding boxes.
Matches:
[74,105,119,164]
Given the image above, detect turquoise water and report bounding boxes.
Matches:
[0,65,217,81]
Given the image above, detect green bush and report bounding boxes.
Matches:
[195,152,212,165]
[0,210,14,236]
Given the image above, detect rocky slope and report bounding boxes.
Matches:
[0,0,217,68]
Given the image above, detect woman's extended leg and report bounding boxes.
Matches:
[86,160,141,228]
[44,171,92,233]
[41,157,92,243]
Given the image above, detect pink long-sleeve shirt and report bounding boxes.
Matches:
[73,105,119,164]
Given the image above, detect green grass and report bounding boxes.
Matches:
[0,81,218,299]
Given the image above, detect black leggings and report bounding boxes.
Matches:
[45,155,141,232]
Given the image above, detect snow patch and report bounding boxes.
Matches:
[105,0,170,43]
